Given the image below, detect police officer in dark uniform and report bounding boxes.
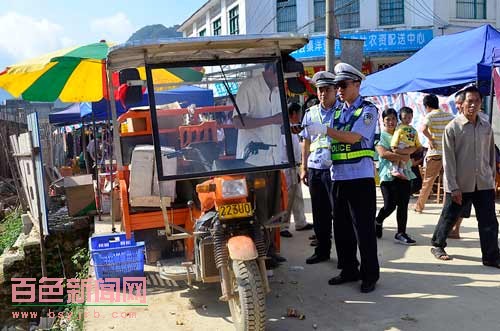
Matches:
[307,63,380,293]
[300,71,341,264]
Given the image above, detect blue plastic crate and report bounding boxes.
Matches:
[90,233,135,250]
[89,233,145,281]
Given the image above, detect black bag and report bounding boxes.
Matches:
[119,68,143,106]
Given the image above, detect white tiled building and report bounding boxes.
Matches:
[179,0,500,72]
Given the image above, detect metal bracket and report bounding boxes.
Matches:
[126,79,147,87]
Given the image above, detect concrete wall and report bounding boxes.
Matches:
[0,214,92,326]
[181,0,500,38]
[435,0,497,35]
[246,0,274,34]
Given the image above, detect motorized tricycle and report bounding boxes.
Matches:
[106,34,308,331]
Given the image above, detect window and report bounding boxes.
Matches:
[229,6,239,35]
[277,0,297,32]
[379,0,404,25]
[199,29,206,37]
[335,0,360,29]
[457,0,486,19]
[314,0,325,32]
[213,18,221,35]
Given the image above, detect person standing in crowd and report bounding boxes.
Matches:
[300,71,340,264]
[430,86,500,267]
[280,102,313,238]
[375,108,417,245]
[389,107,421,179]
[413,94,454,213]
[307,63,380,293]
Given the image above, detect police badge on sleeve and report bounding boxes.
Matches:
[363,113,374,125]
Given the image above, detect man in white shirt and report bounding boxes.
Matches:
[232,63,285,265]
[233,63,283,166]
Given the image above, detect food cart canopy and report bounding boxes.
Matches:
[107,34,309,71]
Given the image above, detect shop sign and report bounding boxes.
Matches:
[291,29,434,59]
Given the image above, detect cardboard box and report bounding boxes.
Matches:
[126,117,147,133]
[64,175,96,216]
[59,166,73,177]
[129,145,176,207]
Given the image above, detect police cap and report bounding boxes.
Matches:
[312,71,336,87]
[333,62,365,83]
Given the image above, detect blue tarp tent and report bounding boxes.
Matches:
[88,85,214,121]
[361,24,500,96]
[49,85,214,124]
[49,103,92,124]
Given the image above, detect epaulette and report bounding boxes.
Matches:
[305,104,320,113]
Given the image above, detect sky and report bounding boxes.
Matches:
[0,0,207,68]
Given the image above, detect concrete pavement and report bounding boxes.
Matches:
[85,185,500,331]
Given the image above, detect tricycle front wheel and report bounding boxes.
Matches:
[228,260,266,331]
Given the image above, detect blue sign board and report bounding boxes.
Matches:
[213,81,239,97]
[291,29,434,59]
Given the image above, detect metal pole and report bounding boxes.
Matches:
[325,0,336,71]
[489,67,495,124]
[106,63,121,233]
[91,110,102,222]
[29,132,47,277]
[82,120,89,174]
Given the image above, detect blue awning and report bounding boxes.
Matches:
[49,85,214,124]
[361,24,500,96]
[49,103,92,124]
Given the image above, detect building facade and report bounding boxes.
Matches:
[178,0,500,73]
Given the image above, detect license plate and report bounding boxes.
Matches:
[219,202,253,220]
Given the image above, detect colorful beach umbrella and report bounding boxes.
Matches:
[0,41,203,103]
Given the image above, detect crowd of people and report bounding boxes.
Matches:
[276,63,500,294]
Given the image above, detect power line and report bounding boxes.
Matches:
[413,0,448,26]
[405,0,446,26]
[247,1,275,32]
[259,2,285,33]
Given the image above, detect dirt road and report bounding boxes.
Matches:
[85,189,500,331]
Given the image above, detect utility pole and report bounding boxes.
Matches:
[325,0,336,71]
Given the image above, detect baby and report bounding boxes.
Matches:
[390,107,421,179]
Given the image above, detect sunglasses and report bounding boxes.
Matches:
[335,80,356,89]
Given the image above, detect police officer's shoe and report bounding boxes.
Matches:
[296,223,314,231]
[375,222,383,239]
[482,259,500,268]
[360,281,377,293]
[328,273,359,285]
[280,230,293,238]
[305,254,330,264]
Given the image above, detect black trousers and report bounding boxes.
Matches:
[431,189,500,263]
[376,178,411,234]
[332,178,379,283]
[252,171,281,256]
[308,168,333,257]
[410,166,422,195]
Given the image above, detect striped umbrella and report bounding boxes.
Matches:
[0,41,203,103]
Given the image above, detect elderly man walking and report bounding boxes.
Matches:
[430,85,500,267]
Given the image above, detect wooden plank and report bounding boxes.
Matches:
[129,196,171,207]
